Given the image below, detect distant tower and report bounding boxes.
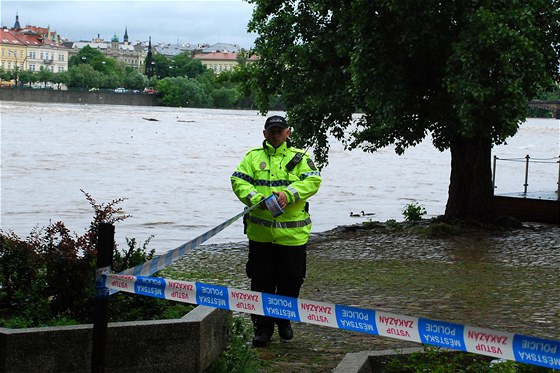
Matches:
[13,12,21,29]
[124,27,129,45]
[111,33,119,49]
[145,37,155,78]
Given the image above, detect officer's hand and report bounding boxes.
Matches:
[273,191,287,209]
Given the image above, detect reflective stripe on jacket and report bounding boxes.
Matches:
[231,140,322,246]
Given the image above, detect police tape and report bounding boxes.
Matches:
[103,273,560,370]
[116,203,260,277]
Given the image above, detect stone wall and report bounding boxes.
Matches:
[0,88,158,106]
[0,306,229,373]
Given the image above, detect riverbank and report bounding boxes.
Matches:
[0,87,158,106]
[165,220,560,372]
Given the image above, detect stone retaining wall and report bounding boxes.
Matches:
[0,88,158,106]
[0,306,228,373]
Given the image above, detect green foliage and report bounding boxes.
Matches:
[148,52,208,80]
[65,45,148,89]
[52,71,70,89]
[150,53,174,79]
[402,202,427,222]
[156,76,213,107]
[10,47,252,108]
[0,190,192,328]
[381,346,556,372]
[67,63,102,90]
[385,219,399,228]
[246,0,560,164]
[69,45,105,68]
[0,67,12,81]
[36,67,55,88]
[244,0,560,223]
[206,315,261,373]
[123,68,148,90]
[172,52,207,78]
[17,69,38,87]
[212,86,240,108]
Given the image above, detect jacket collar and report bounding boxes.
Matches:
[263,140,290,155]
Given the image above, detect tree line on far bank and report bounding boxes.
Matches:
[1,44,557,115]
[0,45,285,110]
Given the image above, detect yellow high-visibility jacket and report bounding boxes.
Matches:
[231,140,322,246]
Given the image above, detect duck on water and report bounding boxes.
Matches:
[350,211,375,217]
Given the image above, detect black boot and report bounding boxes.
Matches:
[252,315,274,347]
[276,319,293,341]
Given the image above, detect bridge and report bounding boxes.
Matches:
[528,100,560,118]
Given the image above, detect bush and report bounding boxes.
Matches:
[402,202,427,222]
[0,190,193,328]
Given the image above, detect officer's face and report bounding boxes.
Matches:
[264,127,291,148]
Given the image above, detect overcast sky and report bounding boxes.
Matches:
[1,0,258,48]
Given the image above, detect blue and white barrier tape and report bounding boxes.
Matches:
[103,274,560,370]
[117,203,259,277]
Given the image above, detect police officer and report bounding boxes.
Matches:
[231,115,322,347]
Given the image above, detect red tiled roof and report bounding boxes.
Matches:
[1,28,66,49]
[22,26,49,36]
[12,32,42,46]
[0,29,24,45]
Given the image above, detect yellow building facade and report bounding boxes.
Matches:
[0,29,27,72]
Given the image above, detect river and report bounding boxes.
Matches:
[1,102,558,253]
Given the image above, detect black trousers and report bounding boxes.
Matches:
[246,240,307,330]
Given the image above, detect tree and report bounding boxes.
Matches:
[52,71,70,90]
[67,63,100,90]
[156,77,213,107]
[172,52,207,78]
[150,53,173,79]
[245,0,560,223]
[211,87,239,108]
[37,68,55,88]
[17,70,37,87]
[123,68,148,90]
[69,45,105,68]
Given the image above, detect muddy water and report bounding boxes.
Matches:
[1,101,558,254]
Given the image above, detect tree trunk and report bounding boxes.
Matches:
[444,135,496,222]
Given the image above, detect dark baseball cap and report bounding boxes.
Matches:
[264,115,288,130]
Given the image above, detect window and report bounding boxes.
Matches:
[29,64,36,71]
[29,51,36,59]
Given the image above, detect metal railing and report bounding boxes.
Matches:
[492,155,560,200]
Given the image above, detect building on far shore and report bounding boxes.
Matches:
[192,42,256,74]
[14,28,69,73]
[154,42,199,58]
[69,28,148,72]
[1,13,258,79]
[1,14,69,79]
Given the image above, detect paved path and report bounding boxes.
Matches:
[169,221,560,372]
